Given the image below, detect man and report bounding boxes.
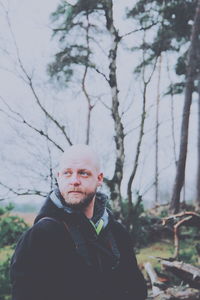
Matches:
[11,144,147,300]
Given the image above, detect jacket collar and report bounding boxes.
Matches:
[35,188,109,233]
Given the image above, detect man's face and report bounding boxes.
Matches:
[57,154,103,210]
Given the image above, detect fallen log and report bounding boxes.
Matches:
[158,258,200,289]
[145,261,200,299]
[153,286,200,300]
[144,262,163,297]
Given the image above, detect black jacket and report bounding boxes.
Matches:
[10,193,147,300]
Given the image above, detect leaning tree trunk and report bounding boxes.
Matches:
[103,0,125,218]
[170,0,200,213]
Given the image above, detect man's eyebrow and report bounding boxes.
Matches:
[79,169,91,172]
[62,168,91,172]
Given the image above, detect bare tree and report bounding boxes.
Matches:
[0,4,75,198]
[126,30,158,227]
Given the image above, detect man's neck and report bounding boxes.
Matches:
[83,197,95,219]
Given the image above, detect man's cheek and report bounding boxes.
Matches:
[61,179,68,186]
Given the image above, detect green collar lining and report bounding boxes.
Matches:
[90,219,104,235]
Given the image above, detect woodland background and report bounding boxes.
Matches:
[0,0,200,299]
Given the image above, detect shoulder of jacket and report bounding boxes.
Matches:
[33,216,65,232]
[15,217,71,251]
[19,217,65,242]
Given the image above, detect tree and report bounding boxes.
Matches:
[0,2,73,199]
[170,0,200,212]
[126,29,158,227]
[128,0,200,212]
[48,0,126,217]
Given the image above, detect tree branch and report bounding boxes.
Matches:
[0,181,47,197]
[0,96,64,152]
[94,67,109,83]
[3,7,72,146]
[121,21,158,39]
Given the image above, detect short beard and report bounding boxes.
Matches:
[65,192,96,211]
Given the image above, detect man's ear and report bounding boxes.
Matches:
[97,173,103,186]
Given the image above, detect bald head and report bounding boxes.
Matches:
[58,144,101,173]
[56,144,103,213]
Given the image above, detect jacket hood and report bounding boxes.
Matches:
[34,189,110,229]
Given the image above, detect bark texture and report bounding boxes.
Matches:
[103,0,125,217]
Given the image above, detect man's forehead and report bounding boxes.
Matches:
[61,157,95,169]
[59,145,100,172]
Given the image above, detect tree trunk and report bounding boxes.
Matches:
[195,77,200,210]
[170,0,200,213]
[126,31,158,227]
[127,82,146,225]
[83,13,93,146]
[155,55,162,206]
[166,53,177,166]
[103,0,125,218]
[160,259,200,289]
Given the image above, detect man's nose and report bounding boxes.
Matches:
[69,173,80,185]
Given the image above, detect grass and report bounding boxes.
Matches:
[136,238,200,271]
[136,240,174,268]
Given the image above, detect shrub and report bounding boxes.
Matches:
[0,254,12,300]
[121,197,152,247]
[0,204,14,217]
[0,203,29,300]
[0,215,29,248]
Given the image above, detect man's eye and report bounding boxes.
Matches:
[63,171,71,176]
[80,171,89,176]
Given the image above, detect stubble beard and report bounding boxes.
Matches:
[64,191,96,211]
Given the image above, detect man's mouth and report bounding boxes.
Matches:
[68,191,82,194]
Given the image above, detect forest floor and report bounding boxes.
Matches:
[137,239,199,267]
[137,241,174,268]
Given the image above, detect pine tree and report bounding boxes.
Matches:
[128,0,200,212]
